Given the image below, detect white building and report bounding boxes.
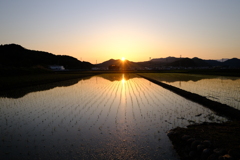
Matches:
[49,65,65,71]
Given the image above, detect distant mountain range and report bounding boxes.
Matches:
[0,44,93,70]
[96,59,142,70]
[1,44,239,70]
[97,57,240,69]
[151,57,240,68]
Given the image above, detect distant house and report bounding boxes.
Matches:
[92,67,100,70]
[49,65,65,71]
[108,65,120,70]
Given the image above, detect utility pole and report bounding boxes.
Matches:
[180,55,182,68]
[149,57,151,69]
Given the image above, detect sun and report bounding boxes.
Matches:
[121,57,125,61]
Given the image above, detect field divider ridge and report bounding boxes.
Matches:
[137,74,240,120]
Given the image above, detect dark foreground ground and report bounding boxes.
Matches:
[167,121,240,160]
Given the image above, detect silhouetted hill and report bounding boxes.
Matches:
[97,57,240,69]
[223,58,240,68]
[144,57,210,68]
[166,58,197,67]
[0,44,93,69]
[192,57,211,67]
[56,55,93,69]
[96,59,118,68]
[137,57,240,69]
[96,59,142,70]
[1,44,239,70]
[205,58,240,68]
[205,60,222,67]
[151,57,179,63]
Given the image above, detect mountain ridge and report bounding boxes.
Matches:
[1,44,239,70]
[0,44,93,70]
[97,57,240,69]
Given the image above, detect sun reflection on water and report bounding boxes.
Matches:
[0,73,227,159]
[121,74,126,84]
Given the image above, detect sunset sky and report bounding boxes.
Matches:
[1,0,240,64]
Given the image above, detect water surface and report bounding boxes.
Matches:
[140,73,240,110]
[0,74,227,159]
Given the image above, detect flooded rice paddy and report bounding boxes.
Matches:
[140,73,240,110]
[0,74,227,159]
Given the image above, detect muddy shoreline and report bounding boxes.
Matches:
[167,121,240,160]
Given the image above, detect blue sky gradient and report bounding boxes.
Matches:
[1,0,240,63]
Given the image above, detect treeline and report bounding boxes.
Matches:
[0,44,93,71]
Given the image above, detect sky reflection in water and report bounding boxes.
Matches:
[0,74,227,159]
[140,73,240,110]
